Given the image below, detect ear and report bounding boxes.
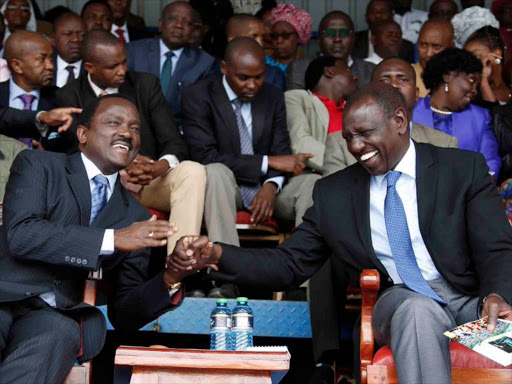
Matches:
[442,71,455,84]
[220,60,228,76]
[84,61,94,75]
[77,125,88,145]
[10,58,23,75]
[323,66,336,79]
[394,107,408,135]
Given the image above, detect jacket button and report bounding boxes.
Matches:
[65,256,70,262]
[76,258,82,264]
[82,259,88,265]
[25,292,31,296]
[70,257,76,263]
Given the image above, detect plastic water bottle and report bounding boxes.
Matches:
[210,298,232,350]
[231,297,254,350]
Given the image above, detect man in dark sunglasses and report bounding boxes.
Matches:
[286,10,375,91]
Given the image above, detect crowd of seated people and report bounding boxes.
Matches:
[0,1,511,384]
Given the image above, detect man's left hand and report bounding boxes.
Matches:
[482,293,512,331]
[125,156,169,185]
[249,182,277,225]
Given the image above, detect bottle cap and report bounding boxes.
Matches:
[236,297,248,303]
[216,298,228,304]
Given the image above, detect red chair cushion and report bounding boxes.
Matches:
[236,211,279,231]
[147,208,169,220]
[372,342,511,369]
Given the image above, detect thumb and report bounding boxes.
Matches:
[149,215,157,221]
[299,153,315,159]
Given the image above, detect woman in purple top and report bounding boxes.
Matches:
[413,48,501,180]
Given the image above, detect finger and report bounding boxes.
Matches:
[62,107,82,114]
[206,264,219,271]
[57,116,74,132]
[251,199,263,223]
[187,236,211,256]
[200,241,214,259]
[144,238,168,248]
[149,215,157,222]
[253,200,266,224]
[486,302,500,331]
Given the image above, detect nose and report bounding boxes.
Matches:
[118,124,133,139]
[118,63,127,76]
[348,136,365,154]
[46,58,55,71]
[246,79,257,90]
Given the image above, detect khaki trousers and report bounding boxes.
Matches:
[134,161,206,254]
[204,163,320,246]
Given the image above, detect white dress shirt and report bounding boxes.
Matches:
[367,30,375,58]
[39,153,117,306]
[111,21,130,43]
[370,140,441,284]
[394,9,428,44]
[8,77,39,110]
[222,75,284,191]
[159,39,184,77]
[364,52,384,66]
[87,74,180,170]
[56,55,82,88]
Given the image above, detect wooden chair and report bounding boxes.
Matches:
[62,279,98,384]
[359,269,512,384]
[115,346,290,384]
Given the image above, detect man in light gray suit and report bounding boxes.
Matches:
[286,11,375,91]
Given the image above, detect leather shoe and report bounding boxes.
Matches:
[207,283,239,299]
[185,289,206,298]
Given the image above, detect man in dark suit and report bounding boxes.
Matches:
[173,83,512,384]
[126,1,216,129]
[286,11,375,91]
[107,0,149,42]
[0,30,58,148]
[353,0,414,63]
[0,94,199,383]
[182,37,315,254]
[50,12,86,88]
[57,30,206,257]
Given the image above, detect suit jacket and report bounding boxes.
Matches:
[56,71,188,160]
[126,38,216,126]
[286,56,375,91]
[0,107,38,138]
[211,143,512,308]
[51,51,86,87]
[322,122,459,176]
[0,134,25,201]
[413,97,502,179]
[182,75,291,185]
[0,151,181,361]
[353,29,415,63]
[285,90,330,172]
[0,79,57,112]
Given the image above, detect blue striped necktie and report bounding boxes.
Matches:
[90,175,109,224]
[384,171,446,305]
[233,98,260,209]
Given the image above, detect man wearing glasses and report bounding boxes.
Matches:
[286,11,375,91]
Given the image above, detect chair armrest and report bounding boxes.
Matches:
[360,269,380,384]
[83,280,98,306]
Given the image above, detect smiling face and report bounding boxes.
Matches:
[444,71,480,111]
[319,14,354,61]
[343,95,409,176]
[78,97,141,175]
[85,43,127,89]
[159,2,194,50]
[52,13,86,64]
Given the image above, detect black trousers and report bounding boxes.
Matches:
[0,297,80,384]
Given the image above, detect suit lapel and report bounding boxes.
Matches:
[90,179,128,228]
[148,39,161,77]
[411,122,428,143]
[167,47,192,100]
[415,143,437,237]
[212,78,240,151]
[311,93,329,133]
[66,152,92,226]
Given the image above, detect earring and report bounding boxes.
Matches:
[445,83,449,92]
[496,58,502,65]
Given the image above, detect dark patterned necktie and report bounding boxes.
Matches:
[65,65,75,85]
[18,94,36,148]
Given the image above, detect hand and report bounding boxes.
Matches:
[38,107,82,132]
[249,182,277,225]
[124,156,169,185]
[114,215,177,251]
[268,153,314,176]
[481,52,502,79]
[481,293,512,331]
[166,236,222,273]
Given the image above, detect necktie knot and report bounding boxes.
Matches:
[385,171,402,188]
[165,51,174,60]
[65,65,74,74]
[233,98,243,111]
[93,174,109,189]
[19,94,35,110]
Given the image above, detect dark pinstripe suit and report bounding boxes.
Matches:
[0,150,181,383]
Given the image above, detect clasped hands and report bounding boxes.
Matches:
[124,155,169,185]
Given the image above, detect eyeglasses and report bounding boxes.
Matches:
[270,32,297,41]
[322,28,353,38]
[5,5,30,12]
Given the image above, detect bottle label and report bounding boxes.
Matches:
[210,314,232,330]
[233,313,254,329]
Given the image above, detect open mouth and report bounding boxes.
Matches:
[112,143,131,153]
[360,150,378,162]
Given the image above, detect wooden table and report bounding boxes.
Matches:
[115,346,290,384]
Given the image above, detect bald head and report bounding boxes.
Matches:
[226,15,265,46]
[5,30,48,62]
[417,19,454,69]
[222,37,265,102]
[82,29,122,63]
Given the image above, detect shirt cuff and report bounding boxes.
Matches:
[160,155,180,169]
[264,176,285,192]
[261,155,268,176]
[35,111,49,137]
[100,229,115,255]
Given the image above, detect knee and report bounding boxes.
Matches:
[47,317,80,354]
[394,296,451,326]
[174,161,206,183]
[206,163,236,185]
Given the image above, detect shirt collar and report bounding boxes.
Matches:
[222,75,238,103]
[312,92,344,110]
[57,54,81,69]
[347,55,353,68]
[159,39,184,62]
[87,73,119,97]
[111,21,128,33]
[80,152,118,191]
[9,77,39,101]
[373,139,416,188]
